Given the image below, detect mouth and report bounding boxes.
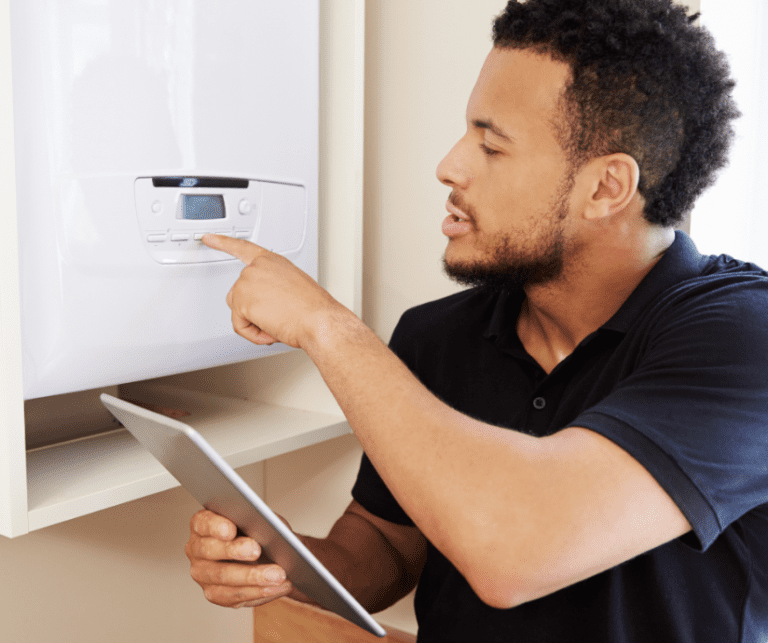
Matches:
[442,199,475,238]
[446,200,472,224]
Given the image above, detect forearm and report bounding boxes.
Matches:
[200,231,525,550]
[302,309,692,610]
[302,309,543,587]
[295,509,421,613]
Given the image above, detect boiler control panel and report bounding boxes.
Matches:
[135,176,262,264]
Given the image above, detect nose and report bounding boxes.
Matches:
[436,139,470,189]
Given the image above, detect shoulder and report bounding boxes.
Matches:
[654,255,768,324]
[640,233,768,325]
[636,255,768,368]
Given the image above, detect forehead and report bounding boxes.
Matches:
[467,47,572,141]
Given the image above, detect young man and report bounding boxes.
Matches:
[187,1,768,640]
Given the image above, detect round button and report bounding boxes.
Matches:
[532,397,546,410]
[238,199,252,215]
[151,200,162,214]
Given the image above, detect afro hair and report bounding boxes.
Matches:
[492,0,739,226]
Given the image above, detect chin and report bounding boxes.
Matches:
[443,239,486,266]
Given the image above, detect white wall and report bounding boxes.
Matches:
[689,0,767,263]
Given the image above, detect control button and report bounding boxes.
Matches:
[238,199,252,215]
[532,397,546,410]
[194,233,207,241]
[235,230,251,239]
[147,234,167,243]
[171,233,190,242]
[151,200,163,214]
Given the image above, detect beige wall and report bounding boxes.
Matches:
[0,1,702,641]
[0,463,264,642]
[363,0,506,340]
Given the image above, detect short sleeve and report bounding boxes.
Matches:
[576,276,768,551]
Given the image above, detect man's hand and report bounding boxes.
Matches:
[185,510,293,609]
[202,234,348,349]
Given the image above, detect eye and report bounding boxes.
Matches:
[479,142,500,157]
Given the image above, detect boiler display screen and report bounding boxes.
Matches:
[181,195,226,220]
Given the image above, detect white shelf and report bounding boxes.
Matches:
[26,385,350,531]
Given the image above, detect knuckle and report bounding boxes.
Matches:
[202,587,218,604]
[189,560,229,587]
[189,563,205,585]
[206,564,225,586]
[188,537,213,562]
[190,509,215,535]
[200,538,217,560]
[232,590,248,603]
[246,566,262,586]
[228,538,252,561]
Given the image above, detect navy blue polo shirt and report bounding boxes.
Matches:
[352,232,768,642]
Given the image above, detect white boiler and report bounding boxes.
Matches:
[10,0,319,399]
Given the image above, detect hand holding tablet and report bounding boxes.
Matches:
[101,394,386,638]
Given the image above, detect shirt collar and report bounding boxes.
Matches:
[483,230,708,345]
[601,230,708,333]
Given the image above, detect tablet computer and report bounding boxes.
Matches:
[100,393,386,638]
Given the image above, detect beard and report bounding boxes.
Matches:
[442,176,574,292]
[443,231,566,291]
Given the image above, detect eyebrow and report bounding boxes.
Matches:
[472,118,514,142]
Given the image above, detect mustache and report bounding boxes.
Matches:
[448,191,477,224]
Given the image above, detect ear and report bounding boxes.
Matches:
[582,153,640,221]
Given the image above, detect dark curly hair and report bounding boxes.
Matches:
[492,0,739,227]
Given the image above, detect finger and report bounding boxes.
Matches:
[190,559,288,589]
[202,233,267,265]
[202,580,293,609]
[190,509,238,540]
[187,535,262,563]
[231,308,277,346]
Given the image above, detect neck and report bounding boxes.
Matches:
[517,225,675,374]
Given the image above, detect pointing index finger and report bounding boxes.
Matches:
[201,233,266,264]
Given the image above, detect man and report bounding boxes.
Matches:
[186,1,768,641]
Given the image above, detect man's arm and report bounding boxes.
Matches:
[301,311,692,608]
[302,501,427,612]
[186,500,427,613]
[201,234,692,609]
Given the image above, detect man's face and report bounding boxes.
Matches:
[437,47,580,290]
